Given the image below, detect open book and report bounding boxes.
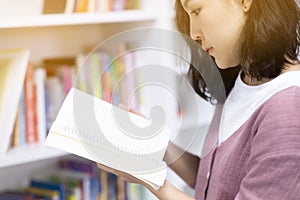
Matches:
[0,49,30,153]
[45,87,171,190]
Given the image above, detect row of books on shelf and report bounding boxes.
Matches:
[1,43,142,153]
[43,0,140,14]
[0,158,148,200]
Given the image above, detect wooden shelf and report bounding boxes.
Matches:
[0,10,158,28]
[0,144,68,168]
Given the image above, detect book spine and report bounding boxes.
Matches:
[117,177,126,200]
[30,180,65,200]
[65,0,76,13]
[45,77,65,128]
[108,173,117,200]
[25,187,60,200]
[19,90,26,146]
[113,0,125,11]
[90,53,102,99]
[58,159,96,176]
[34,68,47,143]
[126,0,140,9]
[99,170,109,200]
[75,54,88,92]
[88,0,96,12]
[58,159,99,199]
[61,66,73,96]
[126,183,141,200]
[0,192,34,200]
[24,64,38,143]
[12,106,20,147]
[75,0,89,12]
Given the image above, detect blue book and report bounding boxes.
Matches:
[108,173,117,200]
[0,192,34,200]
[0,190,51,200]
[30,179,65,200]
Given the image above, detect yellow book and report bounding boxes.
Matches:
[43,0,67,14]
[75,0,89,12]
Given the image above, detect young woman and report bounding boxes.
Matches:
[98,0,300,199]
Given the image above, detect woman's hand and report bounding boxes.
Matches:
[96,104,196,199]
[96,163,195,200]
[118,103,144,116]
[96,163,147,186]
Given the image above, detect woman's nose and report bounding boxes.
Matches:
[190,19,202,41]
[190,31,201,41]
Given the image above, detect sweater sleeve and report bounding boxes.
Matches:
[235,87,300,200]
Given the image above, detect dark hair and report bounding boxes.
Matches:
[175,0,300,101]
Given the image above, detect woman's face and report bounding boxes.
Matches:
[180,0,247,69]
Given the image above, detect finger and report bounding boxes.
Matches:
[128,108,142,115]
[118,103,128,110]
[97,163,116,174]
[118,103,142,116]
[97,163,143,185]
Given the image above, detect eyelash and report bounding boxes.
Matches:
[190,8,201,16]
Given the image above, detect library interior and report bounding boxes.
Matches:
[0,0,214,199]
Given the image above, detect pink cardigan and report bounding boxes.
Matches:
[195,86,300,199]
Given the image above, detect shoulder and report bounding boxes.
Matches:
[250,86,300,155]
[265,85,300,108]
[234,85,300,199]
[246,86,300,163]
[259,86,300,128]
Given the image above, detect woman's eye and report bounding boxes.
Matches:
[190,8,201,16]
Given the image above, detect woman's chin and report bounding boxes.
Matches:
[215,59,240,69]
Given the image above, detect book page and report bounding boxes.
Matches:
[46,87,171,189]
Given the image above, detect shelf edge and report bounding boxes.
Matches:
[0,144,69,168]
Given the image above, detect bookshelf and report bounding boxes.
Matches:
[0,10,158,28]
[0,0,176,199]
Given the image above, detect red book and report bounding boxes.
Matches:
[24,63,38,143]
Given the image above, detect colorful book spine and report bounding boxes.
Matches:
[24,63,38,143]
[30,179,65,200]
[45,77,65,129]
[60,66,73,96]
[12,106,20,147]
[58,159,100,200]
[25,186,59,200]
[90,53,102,99]
[99,170,109,200]
[108,173,117,200]
[76,54,88,92]
[113,0,125,10]
[75,0,89,12]
[65,0,76,13]
[34,68,47,143]
[19,90,26,146]
[0,192,35,200]
[117,176,126,200]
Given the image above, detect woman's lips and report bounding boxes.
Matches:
[203,47,213,55]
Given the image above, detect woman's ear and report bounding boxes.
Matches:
[241,0,253,12]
